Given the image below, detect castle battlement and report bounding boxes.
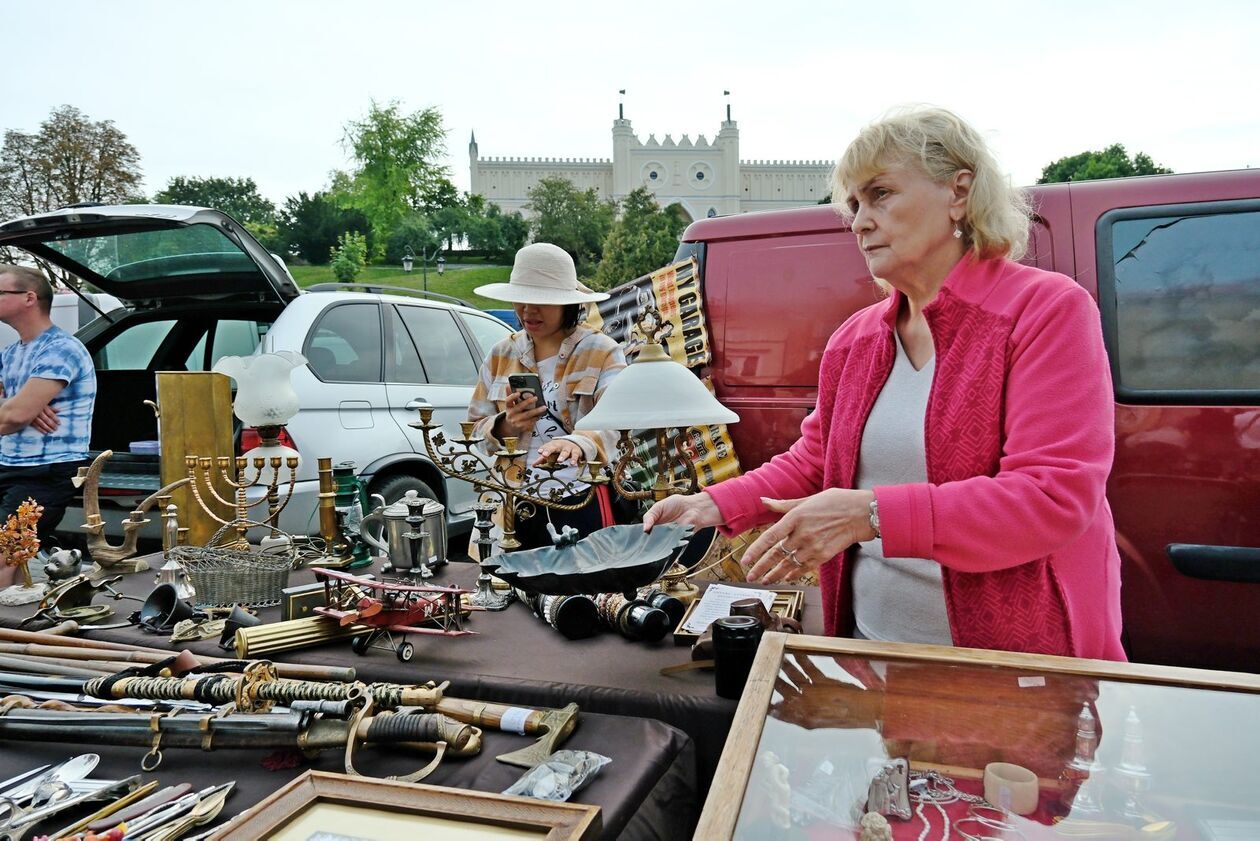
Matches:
[741,159,832,167]
[481,156,612,165]
[470,108,832,221]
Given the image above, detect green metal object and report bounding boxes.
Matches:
[333,461,372,568]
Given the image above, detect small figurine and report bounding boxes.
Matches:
[866,758,911,820]
[44,547,85,582]
[860,812,893,841]
[1114,707,1152,820]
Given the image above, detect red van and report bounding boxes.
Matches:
[675,169,1260,673]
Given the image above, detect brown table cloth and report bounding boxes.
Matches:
[0,555,822,830]
[0,708,693,840]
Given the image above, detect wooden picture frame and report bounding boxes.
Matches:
[697,632,1260,840]
[209,770,601,841]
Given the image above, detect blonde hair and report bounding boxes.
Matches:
[832,106,1031,262]
[0,264,53,314]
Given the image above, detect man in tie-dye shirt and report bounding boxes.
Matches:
[0,265,96,548]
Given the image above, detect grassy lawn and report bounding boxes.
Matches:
[288,263,512,311]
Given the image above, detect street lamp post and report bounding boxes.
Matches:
[402,244,444,294]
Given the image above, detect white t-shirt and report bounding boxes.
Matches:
[851,331,952,645]
[525,354,583,487]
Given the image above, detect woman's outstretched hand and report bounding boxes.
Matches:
[642,492,724,532]
[535,439,583,466]
[742,488,876,584]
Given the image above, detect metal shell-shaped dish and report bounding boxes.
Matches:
[486,523,695,596]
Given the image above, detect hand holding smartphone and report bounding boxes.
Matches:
[500,372,548,439]
[508,373,543,401]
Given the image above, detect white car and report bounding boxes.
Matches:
[0,204,512,545]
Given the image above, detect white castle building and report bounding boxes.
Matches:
[469,106,833,223]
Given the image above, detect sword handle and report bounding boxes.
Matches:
[433,698,544,733]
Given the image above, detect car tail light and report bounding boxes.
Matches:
[239,426,298,455]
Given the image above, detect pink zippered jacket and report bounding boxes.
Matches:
[706,255,1126,660]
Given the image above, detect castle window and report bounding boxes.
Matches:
[649,170,659,181]
[695,171,705,181]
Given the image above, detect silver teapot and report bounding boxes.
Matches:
[360,491,447,574]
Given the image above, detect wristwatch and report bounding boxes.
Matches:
[868,499,881,540]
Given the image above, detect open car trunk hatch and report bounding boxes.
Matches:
[0,204,300,309]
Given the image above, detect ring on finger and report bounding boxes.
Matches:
[776,540,804,567]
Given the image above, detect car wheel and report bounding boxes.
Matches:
[371,475,439,508]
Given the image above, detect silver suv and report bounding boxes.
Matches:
[0,204,511,543]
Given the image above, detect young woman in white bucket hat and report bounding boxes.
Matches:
[468,243,634,550]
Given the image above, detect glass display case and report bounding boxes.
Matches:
[697,633,1260,841]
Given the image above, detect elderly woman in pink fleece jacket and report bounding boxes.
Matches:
[645,107,1124,660]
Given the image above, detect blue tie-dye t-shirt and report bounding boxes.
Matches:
[0,325,96,466]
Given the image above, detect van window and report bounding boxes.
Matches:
[396,305,479,386]
[1104,206,1260,394]
[461,312,513,358]
[385,305,426,384]
[185,320,268,370]
[305,303,382,383]
[93,320,176,370]
[44,223,261,285]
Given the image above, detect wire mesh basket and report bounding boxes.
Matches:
[171,521,296,608]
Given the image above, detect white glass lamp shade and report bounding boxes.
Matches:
[213,351,307,427]
[575,351,738,431]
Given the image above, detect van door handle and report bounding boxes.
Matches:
[404,398,430,411]
[1166,544,1260,583]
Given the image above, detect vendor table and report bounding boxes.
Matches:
[0,556,822,836]
[1,708,692,840]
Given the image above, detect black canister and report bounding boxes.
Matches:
[640,589,687,630]
[618,601,671,642]
[712,615,764,699]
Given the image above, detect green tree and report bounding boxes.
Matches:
[525,177,614,276]
[341,100,450,240]
[1038,144,1172,184]
[153,175,276,226]
[0,104,142,218]
[592,188,686,290]
[384,212,441,265]
[279,191,373,264]
[467,201,528,261]
[431,202,471,252]
[330,231,368,282]
[420,177,460,215]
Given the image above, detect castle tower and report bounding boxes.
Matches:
[611,113,636,202]
[468,131,480,194]
[714,107,740,216]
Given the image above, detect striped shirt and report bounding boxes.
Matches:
[0,325,97,466]
[467,324,626,469]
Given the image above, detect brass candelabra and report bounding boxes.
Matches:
[184,455,299,549]
[409,405,607,609]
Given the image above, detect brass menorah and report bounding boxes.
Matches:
[409,404,608,609]
[184,455,299,548]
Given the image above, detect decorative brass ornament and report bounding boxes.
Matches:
[73,450,192,574]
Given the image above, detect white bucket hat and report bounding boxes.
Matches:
[474,243,610,305]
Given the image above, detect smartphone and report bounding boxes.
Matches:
[508,373,543,400]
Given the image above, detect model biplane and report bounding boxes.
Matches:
[313,567,477,662]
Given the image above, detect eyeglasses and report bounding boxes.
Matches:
[0,290,31,295]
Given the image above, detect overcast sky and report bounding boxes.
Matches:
[4,0,1257,207]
